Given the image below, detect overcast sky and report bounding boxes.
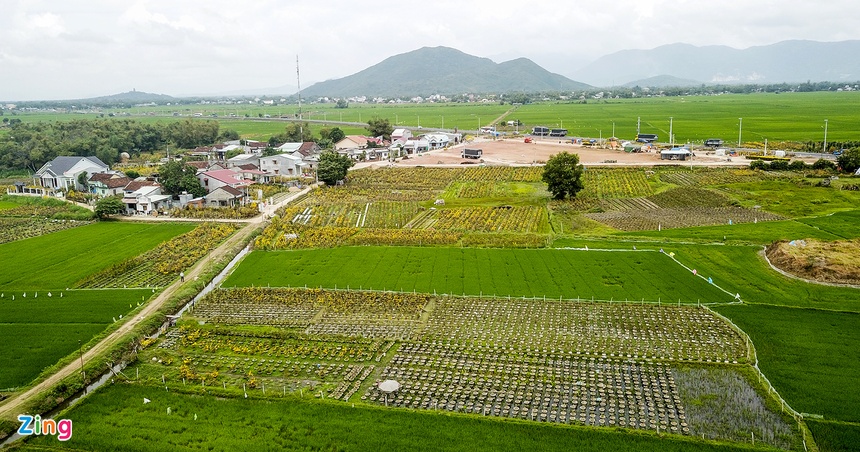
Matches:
[2,0,859,101]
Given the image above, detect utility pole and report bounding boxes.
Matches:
[296,55,303,140]
[669,117,674,148]
[823,119,828,153]
[738,118,743,148]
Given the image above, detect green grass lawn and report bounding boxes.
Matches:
[19,383,766,452]
[226,247,733,303]
[0,288,154,388]
[715,304,860,423]
[0,222,195,290]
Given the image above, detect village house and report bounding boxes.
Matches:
[334,135,383,152]
[197,169,251,194]
[335,136,385,160]
[226,153,260,169]
[276,142,303,154]
[34,156,110,192]
[391,129,413,143]
[205,185,247,207]
[423,133,450,150]
[402,138,430,155]
[233,164,269,183]
[88,173,132,197]
[122,180,170,215]
[258,153,305,177]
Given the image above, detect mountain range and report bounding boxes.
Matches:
[574,40,860,87]
[33,40,860,103]
[298,40,860,96]
[300,46,590,98]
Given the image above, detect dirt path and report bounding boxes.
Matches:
[488,107,518,130]
[0,186,312,419]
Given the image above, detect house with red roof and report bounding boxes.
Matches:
[197,169,251,195]
[88,172,131,197]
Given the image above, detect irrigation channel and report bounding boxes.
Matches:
[0,245,252,448]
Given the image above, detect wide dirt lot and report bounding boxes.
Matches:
[376,138,751,168]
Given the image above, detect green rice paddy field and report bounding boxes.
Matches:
[714,305,860,423]
[225,247,734,303]
[12,91,858,143]
[0,222,194,388]
[0,222,194,290]
[17,383,765,452]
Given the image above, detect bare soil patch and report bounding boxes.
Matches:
[371,138,752,168]
[766,239,860,285]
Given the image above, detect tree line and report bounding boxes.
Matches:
[0,119,222,171]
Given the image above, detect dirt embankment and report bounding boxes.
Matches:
[766,239,860,285]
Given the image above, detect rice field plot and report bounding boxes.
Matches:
[366,348,794,449]
[715,304,860,422]
[225,247,734,303]
[145,326,385,401]
[658,169,787,187]
[0,194,93,221]
[0,217,90,244]
[419,297,745,363]
[0,288,154,388]
[647,187,734,209]
[797,209,860,240]
[0,323,107,389]
[428,206,549,233]
[454,166,543,183]
[23,383,761,452]
[192,287,430,339]
[581,169,655,199]
[619,219,843,244]
[75,223,239,288]
[586,207,783,232]
[0,222,195,290]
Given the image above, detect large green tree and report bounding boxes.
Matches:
[320,127,345,144]
[316,150,354,186]
[837,148,860,173]
[269,123,313,144]
[542,152,584,200]
[366,118,393,140]
[94,196,126,219]
[158,161,206,197]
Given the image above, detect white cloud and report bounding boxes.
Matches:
[0,0,859,100]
